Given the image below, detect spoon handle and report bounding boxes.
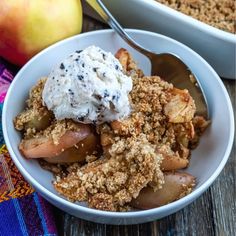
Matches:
[86,0,151,55]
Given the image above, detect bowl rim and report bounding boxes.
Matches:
[2,29,235,218]
[139,0,236,42]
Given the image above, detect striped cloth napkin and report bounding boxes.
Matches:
[0,58,57,236]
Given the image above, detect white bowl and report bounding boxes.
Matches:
[101,0,236,79]
[2,29,234,225]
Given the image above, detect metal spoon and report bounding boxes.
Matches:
[86,0,208,118]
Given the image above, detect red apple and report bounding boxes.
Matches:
[0,0,83,66]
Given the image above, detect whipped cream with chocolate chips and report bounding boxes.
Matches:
[42,46,132,124]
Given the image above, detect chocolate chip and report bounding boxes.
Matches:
[102,53,106,60]
[93,68,97,72]
[93,94,102,100]
[115,65,119,70]
[104,90,109,98]
[78,75,84,80]
[68,89,74,95]
[77,116,85,122]
[112,93,120,102]
[82,63,85,67]
[98,104,105,111]
[76,50,83,54]
[60,63,65,70]
[109,101,115,110]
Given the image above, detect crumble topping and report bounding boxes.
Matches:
[157,0,235,33]
[54,134,164,211]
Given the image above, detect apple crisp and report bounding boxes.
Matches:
[51,49,207,211]
[14,48,209,211]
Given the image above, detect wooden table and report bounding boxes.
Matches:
[53,15,236,236]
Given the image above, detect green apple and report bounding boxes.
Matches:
[0,0,82,66]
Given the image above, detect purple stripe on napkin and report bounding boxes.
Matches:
[18,194,45,235]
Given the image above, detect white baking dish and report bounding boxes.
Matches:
[100,0,236,79]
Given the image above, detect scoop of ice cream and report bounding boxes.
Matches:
[42,45,132,124]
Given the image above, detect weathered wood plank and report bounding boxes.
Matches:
[210,79,236,236]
